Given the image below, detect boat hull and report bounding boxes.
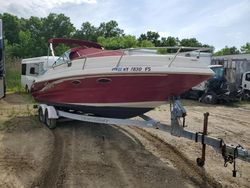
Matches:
[31,73,210,118]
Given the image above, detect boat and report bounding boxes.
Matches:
[31,38,213,118]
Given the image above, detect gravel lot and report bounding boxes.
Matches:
[0,94,249,188]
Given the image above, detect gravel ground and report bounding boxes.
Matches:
[0,93,249,188]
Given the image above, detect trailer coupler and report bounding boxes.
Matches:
[221,143,248,177]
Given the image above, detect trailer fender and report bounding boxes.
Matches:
[46,106,59,119]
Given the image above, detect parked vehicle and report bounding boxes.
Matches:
[199,65,242,104]
[182,65,250,104]
[21,56,58,92]
[182,58,250,103]
[241,71,250,100]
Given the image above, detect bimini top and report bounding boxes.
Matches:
[48,38,102,49]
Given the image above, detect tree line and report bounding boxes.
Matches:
[0,12,249,59]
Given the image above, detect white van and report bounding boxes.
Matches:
[21,56,58,92]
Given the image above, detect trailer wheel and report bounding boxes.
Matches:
[201,92,217,104]
[242,92,250,101]
[38,107,45,123]
[45,109,57,129]
[196,157,205,167]
[25,85,29,93]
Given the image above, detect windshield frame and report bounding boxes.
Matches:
[52,50,71,68]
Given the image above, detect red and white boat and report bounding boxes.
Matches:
[31,38,213,118]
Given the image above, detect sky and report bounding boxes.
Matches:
[0,0,250,51]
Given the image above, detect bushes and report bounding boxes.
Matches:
[5,56,23,92]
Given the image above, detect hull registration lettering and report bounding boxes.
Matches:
[112,66,151,72]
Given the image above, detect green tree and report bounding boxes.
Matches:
[138,40,154,47]
[120,35,138,48]
[1,13,21,44]
[240,42,250,53]
[98,20,124,38]
[138,31,160,46]
[97,35,137,50]
[160,36,179,47]
[180,38,202,47]
[16,30,33,57]
[214,46,240,56]
[0,12,217,59]
[1,13,77,58]
[74,22,98,41]
[25,16,47,56]
[41,13,75,39]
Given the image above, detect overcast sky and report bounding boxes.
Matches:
[1,0,250,50]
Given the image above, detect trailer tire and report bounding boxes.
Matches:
[45,109,57,129]
[25,85,29,93]
[201,92,217,104]
[38,107,45,123]
[196,157,205,167]
[242,92,250,101]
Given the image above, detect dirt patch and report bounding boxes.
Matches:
[1,93,33,105]
[37,121,198,188]
[1,94,250,187]
[120,126,221,187]
[0,116,54,188]
[0,94,54,188]
[144,100,250,187]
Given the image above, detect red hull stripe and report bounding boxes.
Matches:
[32,74,210,105]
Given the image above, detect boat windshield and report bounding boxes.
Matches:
[52,50,71,68]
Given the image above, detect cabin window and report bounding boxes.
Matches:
[30,67,35,75]
[246,73,250,81]
[22,64,27,75]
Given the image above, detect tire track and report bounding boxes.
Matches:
[38,128,66,188]
[127,126,222,188]
[37,122,203,188]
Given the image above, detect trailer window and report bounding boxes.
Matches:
[246,73,250,81]
[30,67,35,74]
[22,64,26,75]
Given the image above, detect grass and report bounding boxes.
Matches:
[5,57,24,93]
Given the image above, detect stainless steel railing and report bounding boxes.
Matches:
[52,46,211,70]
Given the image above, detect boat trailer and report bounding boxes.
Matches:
[36,98,250,177]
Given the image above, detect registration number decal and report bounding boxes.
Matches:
[112,66,151,72]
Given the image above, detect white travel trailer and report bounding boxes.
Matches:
[21,56,58,92]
